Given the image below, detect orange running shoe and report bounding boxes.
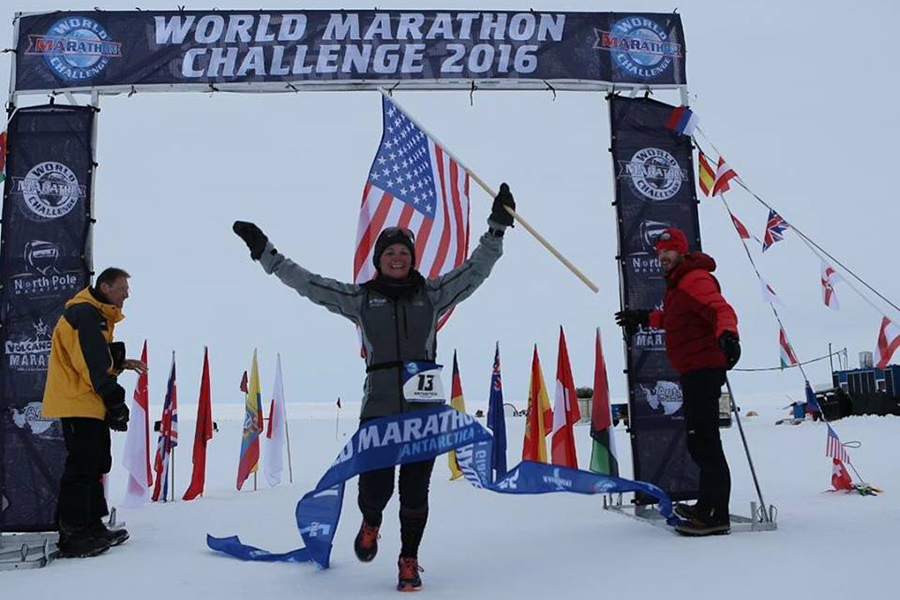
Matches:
[397,556,424,592]
[354,520,380,562]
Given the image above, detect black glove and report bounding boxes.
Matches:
[233,221,269,261]
[719,331,741,370]
[109,341,126,371]
[490,183,516,228]
[615,309,650,336]
[106,402,129,432]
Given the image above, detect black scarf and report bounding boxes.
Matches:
[362,270,426,301]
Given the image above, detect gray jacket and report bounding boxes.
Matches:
[259,227,503,418]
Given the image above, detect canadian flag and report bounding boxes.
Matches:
[875,317,900,369]
[820,262,842,311]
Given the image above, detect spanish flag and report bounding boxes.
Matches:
[522,345,553,463]
[697,150,715,197]
[447,350,466,480]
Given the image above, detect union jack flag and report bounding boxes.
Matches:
[353,95,471,327]
[762,209,789,252]
[826,423,850,464]
[152,354,178,502]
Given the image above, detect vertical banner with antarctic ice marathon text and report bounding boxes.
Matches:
[0,105,94,531]
[13,10,686,93]
[609,96,701,503]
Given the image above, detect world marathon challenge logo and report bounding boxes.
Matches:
[12,162,86,221]
[595,16,682,79]
[618,148,688,202]
[26,16,121,82]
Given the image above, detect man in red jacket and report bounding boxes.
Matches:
[616,227,741,536]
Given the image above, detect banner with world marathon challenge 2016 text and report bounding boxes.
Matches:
[609,96,701,503]
[0,105,94,531]
[14,11,686,93]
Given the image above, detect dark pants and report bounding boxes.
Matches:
[57,418,111,528]
[358,458,435,558]
[680,369,731,523]
[358,458,436,524]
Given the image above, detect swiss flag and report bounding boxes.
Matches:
[832,458,853,491]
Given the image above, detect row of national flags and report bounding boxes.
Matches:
[519,328,618,475]
[120,344,293,507]
[671,104,900,372]
[445,329,620,483]
[674,106,891,494]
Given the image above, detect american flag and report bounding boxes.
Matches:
[353,96,471,308]
[762,209,789,252]
[152,354,178,502]
[826,423,850,464]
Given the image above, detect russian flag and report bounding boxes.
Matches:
[665,106,698,137]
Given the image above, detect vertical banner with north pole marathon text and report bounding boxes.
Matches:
[0,105,94,531]
[609,96,701,503]
[13,11,686,93]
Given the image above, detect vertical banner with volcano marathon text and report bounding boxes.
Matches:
[610,96,701,503]
[13,11,686,93]
[0,105,94,531]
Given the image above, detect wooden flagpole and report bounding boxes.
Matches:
[378,89,599,294]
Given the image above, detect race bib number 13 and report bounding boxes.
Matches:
[402,362,446,403]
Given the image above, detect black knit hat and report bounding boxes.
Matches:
[372,227,416,271]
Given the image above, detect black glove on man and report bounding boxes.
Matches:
[106,402,130,432]
[719,331,741,370]
[233,221,269,261]
[490,183,516,228]
[615,309,650,336]
[109,341,126,371]
[100,382,129,431]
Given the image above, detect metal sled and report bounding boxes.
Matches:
[0,532,59,570]
[603,493,778,533]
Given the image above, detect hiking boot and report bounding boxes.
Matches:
[674,515,731,537]
[354,520,380,562]
[397,556,424,592]
[674,502,708,522]
[58,523,112,558]
[91,520,130,547]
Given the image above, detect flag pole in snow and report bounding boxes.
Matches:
[377,88,599,294]
[284,401,294,486]
[725,377,770,521]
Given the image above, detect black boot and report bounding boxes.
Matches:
[674,502,709,522]
[58,521,112,558]
[91,520,130,547]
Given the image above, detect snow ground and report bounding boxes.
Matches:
[3,401,897,599]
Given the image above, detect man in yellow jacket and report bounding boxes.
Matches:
[42,267,146,558]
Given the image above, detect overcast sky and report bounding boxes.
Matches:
[3,0,898,413]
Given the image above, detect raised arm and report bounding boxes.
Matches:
[426,184,515,317]
[233,221,364,323]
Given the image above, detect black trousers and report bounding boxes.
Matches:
[357,458,436,526]
[680,368,731,522]
[57,417,111,527]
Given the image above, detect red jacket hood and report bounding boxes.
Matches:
[666,252,717,286]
